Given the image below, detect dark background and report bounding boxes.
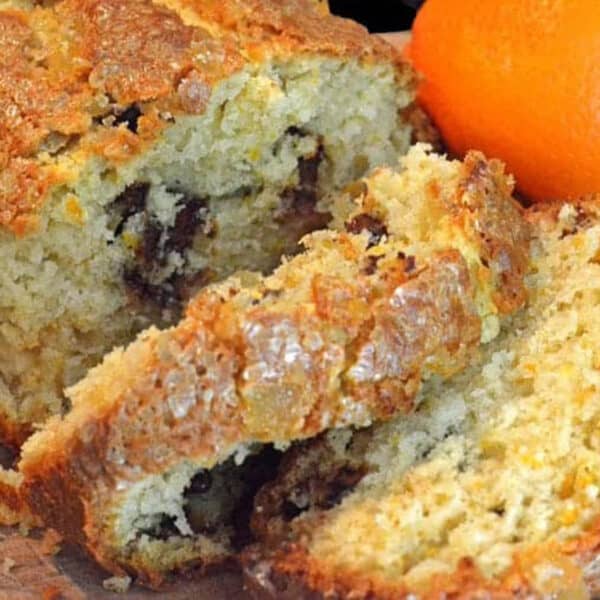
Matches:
[328,0,423,32]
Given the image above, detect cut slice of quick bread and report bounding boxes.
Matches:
[245,199,600,600]
[18,146,530,585]
[0,0,419,447]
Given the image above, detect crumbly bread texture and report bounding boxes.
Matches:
[0,465,38,528]
[18,146,530,585]
[0,0,417,446]
[245,199,600,599]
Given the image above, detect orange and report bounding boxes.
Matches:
[406,0,600,202]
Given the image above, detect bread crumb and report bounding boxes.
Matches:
[40,529,63,556]
[102,575,132,593]
[18,521,31,536]
[1,557,15,575]
[42,586,65,600]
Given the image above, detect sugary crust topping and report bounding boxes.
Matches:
[0,0,219,233]
[0,0,405,233]
[75,0,195,102]
[460,153,530,315]
[0,13,54,234]
[173,0,398,64]
[236,249,480,439]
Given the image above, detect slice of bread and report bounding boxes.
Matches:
[245,199,600,599]
[0,0,418,447]
[17,146,530,585]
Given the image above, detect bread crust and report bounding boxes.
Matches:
[242,534,596,600]
[0,0,410,234]
[0,461,39,527]
[0,411,31,449]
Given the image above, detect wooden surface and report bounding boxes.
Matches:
[0,528,249,600]
[0,31,409,600]
[0,528,248,599]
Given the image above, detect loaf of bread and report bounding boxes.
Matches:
[0,0,419,446]
[245,199,600,599]
[18,146,530,585]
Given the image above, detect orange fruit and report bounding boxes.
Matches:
[406,0,600,202]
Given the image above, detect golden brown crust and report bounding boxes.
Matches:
[0,480,39,527]
[0,0,408,234]
[459,152,530,316]
[176,0,399,64]
[0,410,31,449]
[0,456,39,527]
[243,533,595,600]
[0,12,52,235]
[0,0,237,233]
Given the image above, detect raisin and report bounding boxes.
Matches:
[172,267,214,304]
[404,255,416,273]
[230,446,282,548]
[123,267,177,311]
[285,125,308,138]
[345,213,388,247]
[114,185,215,315]
[187,470,213,495]
[277,146,324,217]
[113,104,142,133]
[322,467,366,509]
[140,218,163,267]
[167,195,207,254]
[362,254,381,275]
[111,182,149,236]
[151,515,181,540]
[0,444,18,469]
[275,145,330,235]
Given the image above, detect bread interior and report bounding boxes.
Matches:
[113,443,283,571]
[0,56,411,437]
[252,205,600,594]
